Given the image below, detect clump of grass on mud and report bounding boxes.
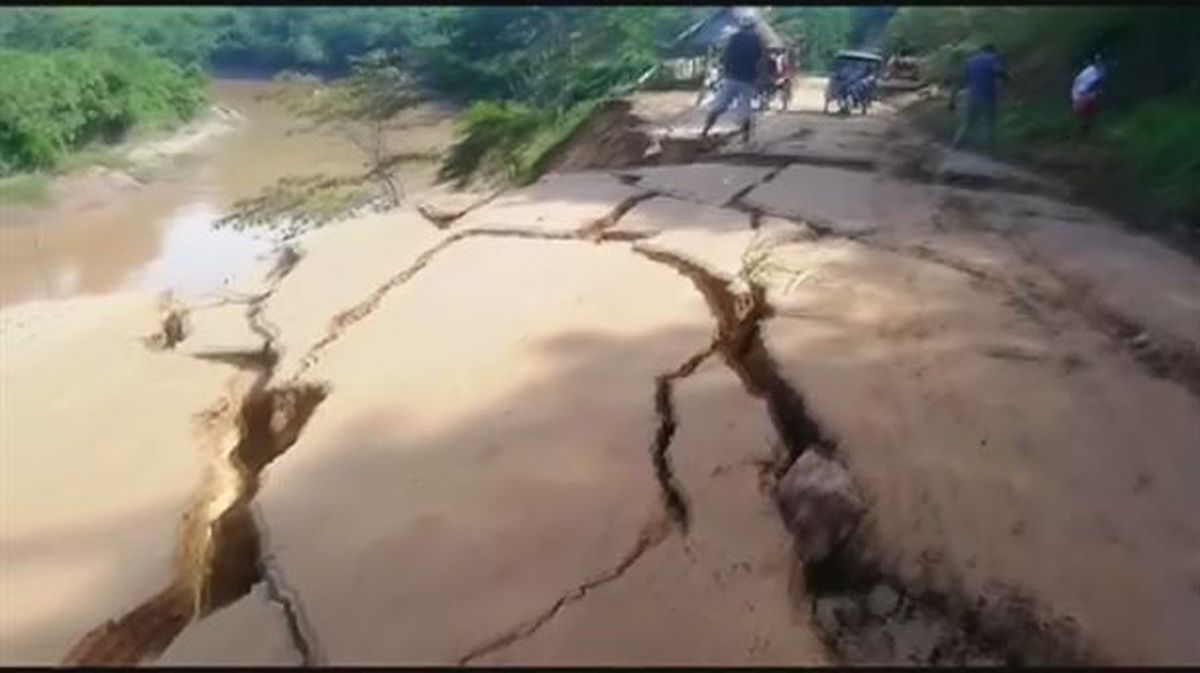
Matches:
[0,173,51,207]
[216,172,379,239]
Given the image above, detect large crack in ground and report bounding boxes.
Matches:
[279,117,1150,664]
[57,193,701,666]
[456,515,673,665]
[57,139,1134,665]
[254,504,322,666]
[650,345,717,533]
[290,192,657,381]
[365,172,1095,666]
[62,249,327,666]
[627,225,1095,665]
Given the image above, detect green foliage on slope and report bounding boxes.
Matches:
[889,7,1200,228]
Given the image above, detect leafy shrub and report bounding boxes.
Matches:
[438,101,549,188]
[0,45,205,173]
[1103,97,1200,220]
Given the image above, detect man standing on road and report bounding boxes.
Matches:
[1071,54,1107,138]
[950,44,1009,150]
[700,10,765,145]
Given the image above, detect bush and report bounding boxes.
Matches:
[0,45,205,173]
[1103,97,1200,221]
[438,101,549,188]
[889,7,1200,229]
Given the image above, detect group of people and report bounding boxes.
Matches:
[950,44,1109,150]
[700,14,1110,152]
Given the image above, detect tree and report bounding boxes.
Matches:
[218,50,425,236]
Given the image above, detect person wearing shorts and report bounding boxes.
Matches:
[701,11,764,144]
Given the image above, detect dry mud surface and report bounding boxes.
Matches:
[3,84,1199,666]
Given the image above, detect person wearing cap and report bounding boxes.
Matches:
[700,10,765,144]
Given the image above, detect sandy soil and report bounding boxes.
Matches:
[0,293,255,663]
[4,80,1199,666]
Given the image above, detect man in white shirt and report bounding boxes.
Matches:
[1071,55,1107,137]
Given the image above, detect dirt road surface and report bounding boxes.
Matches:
[3,78,1198,666]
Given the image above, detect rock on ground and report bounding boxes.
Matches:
[756,236,1200,662]
[775,451,866,564]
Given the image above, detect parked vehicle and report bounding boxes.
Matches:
[824,50,884,115]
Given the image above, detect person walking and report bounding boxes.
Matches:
[1071,54,1107,138]
[950,44,1009,150]
[700,10,765,144]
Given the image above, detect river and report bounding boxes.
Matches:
[0,78,456,309]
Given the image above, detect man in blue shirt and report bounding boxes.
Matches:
[950,44,1009,150]
[700,11,765,144]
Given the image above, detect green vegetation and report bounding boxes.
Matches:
[0,7,444,178]
[888,7,1200,229]
[0,6,864,190]
[438,97,607,188]
[218,52,425,234]
[415,7,698,187]
[0,39,206,175]
[0,7,447,75]
[0,7,701,190]
[772,8,856,74]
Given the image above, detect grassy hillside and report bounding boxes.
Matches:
[888,7,1200,233]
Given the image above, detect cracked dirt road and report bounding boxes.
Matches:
[3,80,1199,666]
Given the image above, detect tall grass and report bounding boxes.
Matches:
[1103,97,1200,221]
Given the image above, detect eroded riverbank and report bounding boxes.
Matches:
[0,79,457,309]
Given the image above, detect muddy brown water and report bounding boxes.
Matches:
[0,79,454,309]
